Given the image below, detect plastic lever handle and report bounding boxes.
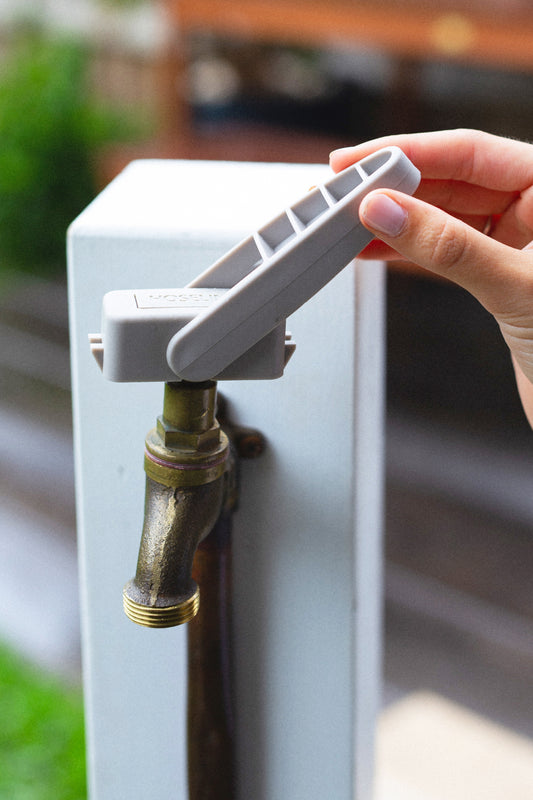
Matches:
[166,146,420,382]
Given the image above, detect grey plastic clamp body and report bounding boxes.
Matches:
[91,147,420,383]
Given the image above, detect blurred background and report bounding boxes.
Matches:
[1,0,533,797]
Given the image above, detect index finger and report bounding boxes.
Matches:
[330,129,533,193]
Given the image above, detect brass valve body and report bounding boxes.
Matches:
[123,381,229,628]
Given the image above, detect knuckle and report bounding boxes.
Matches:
[425,217,470,273]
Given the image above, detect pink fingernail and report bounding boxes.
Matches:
[361,194,407,237]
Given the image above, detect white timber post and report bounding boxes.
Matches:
[68,159,385,800]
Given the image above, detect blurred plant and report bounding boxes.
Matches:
[0,643,86,799]
[0,27,140,278]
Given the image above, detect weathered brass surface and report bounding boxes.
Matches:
[163,380,216,433]
[123,476,224,627]
[123,381,229,628]
[156,416,221,451]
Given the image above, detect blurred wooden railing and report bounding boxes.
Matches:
[168,0,533,71]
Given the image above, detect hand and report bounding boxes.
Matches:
[330,129,533,424]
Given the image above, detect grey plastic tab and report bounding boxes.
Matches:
[167,147,419,381]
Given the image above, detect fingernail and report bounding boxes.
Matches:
[361,193,407,237]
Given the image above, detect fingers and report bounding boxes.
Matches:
[416,179,518,217]
[331,129,533,192]
[339,130,533,406]
[359,189,533,316]
[331,129,533,252]
[490,184,533,249]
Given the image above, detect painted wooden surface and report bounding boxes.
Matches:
[68,159,384,800]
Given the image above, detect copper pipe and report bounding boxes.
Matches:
[187,397,265,799]
[187,509,235,800]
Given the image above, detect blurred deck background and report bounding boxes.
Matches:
[1,0,533,796]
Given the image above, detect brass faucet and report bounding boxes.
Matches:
[123,381,229,627]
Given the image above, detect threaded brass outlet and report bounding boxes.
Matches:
[123,584,200,628]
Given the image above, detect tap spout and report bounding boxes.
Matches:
[123,381,229,628]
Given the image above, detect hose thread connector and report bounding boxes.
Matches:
[123,585,200,628]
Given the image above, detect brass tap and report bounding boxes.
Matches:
[123,381,229,628]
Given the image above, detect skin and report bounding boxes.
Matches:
[329,129,533,427]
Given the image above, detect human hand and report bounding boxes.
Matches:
[330,129,533,423]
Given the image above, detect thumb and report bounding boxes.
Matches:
[359,189,529,317]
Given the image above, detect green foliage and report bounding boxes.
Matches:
[0,29,136,276]
[0,643,86,800]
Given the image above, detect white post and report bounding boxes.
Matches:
[68,159,384,800]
